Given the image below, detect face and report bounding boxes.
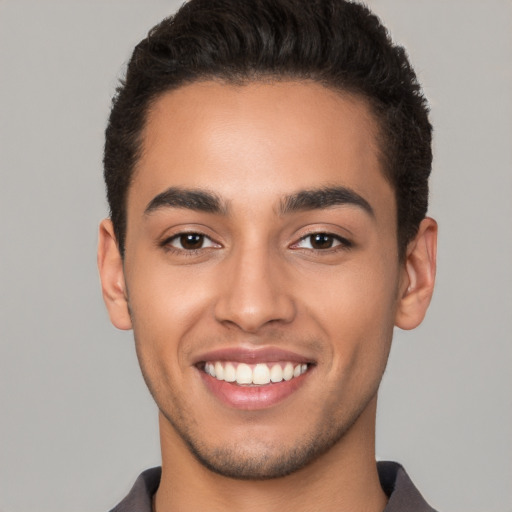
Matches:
[101,81,426,479]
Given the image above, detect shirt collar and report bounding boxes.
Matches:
[110,462,437,512]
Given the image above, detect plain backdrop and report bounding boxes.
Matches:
[1,1,511,511]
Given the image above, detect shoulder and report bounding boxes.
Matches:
[109,467,161,512]
[378,461,439,512]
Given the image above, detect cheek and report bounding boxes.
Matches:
[128,249,213,320]
[128,265,208,406]
[126,257,215,367]
[304,257,398,369]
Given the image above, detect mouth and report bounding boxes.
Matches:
[201,360,310,385]
[195,348,315,410]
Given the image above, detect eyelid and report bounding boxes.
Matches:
[290,230,353,251]
[168,233,218,249]
[158,226,353,254]
[295,235,341,250]
[159,229,222,252]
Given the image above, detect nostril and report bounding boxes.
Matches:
[212,254,297,331]
[214,291,296,332]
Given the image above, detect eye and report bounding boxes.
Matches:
[166,233,218,251]
[295,233,350,250]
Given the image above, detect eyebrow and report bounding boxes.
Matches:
[144,187,227,215]
[144,185,374,218]
[280,186,374,217]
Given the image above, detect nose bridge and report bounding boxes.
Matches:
[214,236,296,332]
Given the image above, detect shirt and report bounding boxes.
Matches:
[110,461,438,512]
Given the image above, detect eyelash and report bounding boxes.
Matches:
[160,231,353,254]
[160,232,221,255]
[292,232,353,252]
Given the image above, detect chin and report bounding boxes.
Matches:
[162,407,358,480]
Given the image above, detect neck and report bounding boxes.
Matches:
[154,396,387,512]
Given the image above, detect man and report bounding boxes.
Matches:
[98,0,438,510]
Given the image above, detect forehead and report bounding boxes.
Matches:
[129,80,393,220]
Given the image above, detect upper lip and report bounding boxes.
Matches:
[194,346,314,365]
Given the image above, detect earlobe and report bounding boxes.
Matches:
[395,217,437,330]
[97,219,132,330]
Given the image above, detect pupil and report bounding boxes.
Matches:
[312,234,333,249]
[181,234,203,249]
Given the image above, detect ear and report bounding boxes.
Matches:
[395,217,437,330]
[97,219,132,330]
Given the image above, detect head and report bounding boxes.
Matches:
[104,0,432,261]
[99,0,436,482]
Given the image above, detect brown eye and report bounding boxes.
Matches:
[310,233,335,249]
[179,233,204,249]
[294,233,351,251]
[167,233,217,251]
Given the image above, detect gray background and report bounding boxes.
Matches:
[1,1,511,511]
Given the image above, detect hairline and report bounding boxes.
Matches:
[125,75,397,238]
[130,73,398,201]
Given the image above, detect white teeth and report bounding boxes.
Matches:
[283,362,294,381]
[252,364,271,385]
[236,363,253,384]
[206,362,215,377]
[224,362,236,382]
[205,361,309,385]
[214,362,224,381]
[270,364,283,383]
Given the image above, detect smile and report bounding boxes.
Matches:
[196,349,314,410]
[203,361,310,385]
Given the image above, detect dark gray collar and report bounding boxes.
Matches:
[379,461,438,512]
[110,461,437,512]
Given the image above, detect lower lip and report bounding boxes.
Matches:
[199,370,310,410]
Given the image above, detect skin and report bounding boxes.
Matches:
[98,81,437,512]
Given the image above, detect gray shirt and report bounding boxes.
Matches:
[110,461,438,512]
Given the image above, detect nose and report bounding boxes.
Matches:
[214,244,296,333]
